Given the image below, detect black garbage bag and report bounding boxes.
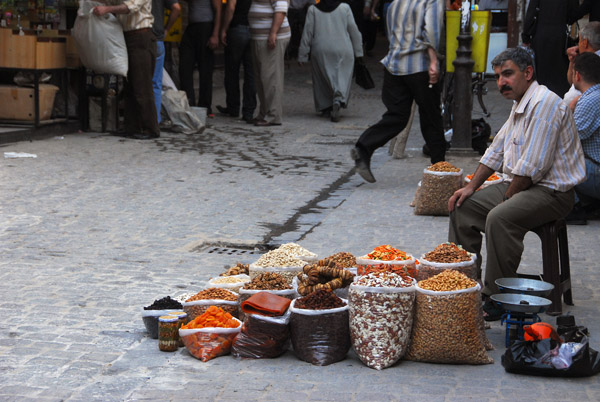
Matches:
[502,336,600,377]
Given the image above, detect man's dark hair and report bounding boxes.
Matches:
[580,21,600,51]
[491,47,536,80]
[573,52,600,84]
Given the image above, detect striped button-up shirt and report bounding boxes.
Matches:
[480,81,586,192]
[381,0,443,76]
[574,83,600,165]
[248,0,291,41]
[107,0,154,32]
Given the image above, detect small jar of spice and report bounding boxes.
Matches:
[158,315,179,352]
[168,311,188,347]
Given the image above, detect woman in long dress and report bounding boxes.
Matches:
[298,0,363,122]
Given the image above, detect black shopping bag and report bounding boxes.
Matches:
[501,336,600,377]
[354,61,375,90]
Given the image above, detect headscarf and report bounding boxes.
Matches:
[315,0,341,13]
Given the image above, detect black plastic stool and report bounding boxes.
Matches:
[519,219,573,315]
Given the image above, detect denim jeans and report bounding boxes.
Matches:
[575,158,600,204]
[153,40,165,124]
[224,25,256,119]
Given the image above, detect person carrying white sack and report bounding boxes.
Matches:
[94,0,160,140]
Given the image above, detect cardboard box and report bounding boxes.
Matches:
[0,85,59,121]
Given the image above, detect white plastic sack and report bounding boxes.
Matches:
[72,0,128,76]
[161,89,205,134]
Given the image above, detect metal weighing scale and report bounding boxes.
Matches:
[492,278,554,347]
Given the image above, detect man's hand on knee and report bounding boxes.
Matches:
[448,187,474,212]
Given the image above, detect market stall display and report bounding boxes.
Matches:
[290,290,351,366]
[182,288,239,320]
[405,270,493,364]
[414,162,464,216]
[349,273,416,370]
[418,242,477,281]
[180,306,242,362]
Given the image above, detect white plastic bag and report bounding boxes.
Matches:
[72,0,128,76]
[161,89,205,134]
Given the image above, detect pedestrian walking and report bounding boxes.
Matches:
[351,0,445,183]
[297,0,363,122]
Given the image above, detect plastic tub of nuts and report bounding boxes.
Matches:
[206,274,251,293]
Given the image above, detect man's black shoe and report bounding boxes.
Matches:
[242,115,255,123]
[216,105,238,117]
[566,203,588,225]
[350,146,376,183]
[130,133,160,140]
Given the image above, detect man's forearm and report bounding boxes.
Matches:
[102,4,130,14]
[505,175,533,199]
[164,4,181,33]
[270,12,285,36]
[467,163,495,191]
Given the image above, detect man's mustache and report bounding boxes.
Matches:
[500,85,512,93]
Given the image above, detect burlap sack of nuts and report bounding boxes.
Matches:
[349,283,416,370]
[289,299,351,366]
[414,163,463,216]
[405,283,493,364]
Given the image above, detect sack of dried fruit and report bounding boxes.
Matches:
[289,290,351,366]
[231,310,291,359]
[349,273,416,370]
[405,270,493,364]
[414,162,463,216]
[418,242,477,281]
[179,306,242,362]
[356,245,417,278]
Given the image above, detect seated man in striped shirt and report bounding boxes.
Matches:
[447,48,586,320]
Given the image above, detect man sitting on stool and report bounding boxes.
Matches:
[447,48,586,321]
[566,52,600,225]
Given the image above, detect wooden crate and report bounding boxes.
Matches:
[0,28,37,69]
[0,84,59,121]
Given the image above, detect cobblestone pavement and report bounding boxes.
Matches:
[1,47,600,401]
